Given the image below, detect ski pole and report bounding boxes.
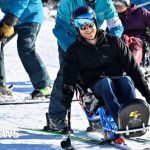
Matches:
[61,107,75,150]
[0,36,6,85]
[137,1,150,8]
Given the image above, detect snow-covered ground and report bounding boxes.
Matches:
[0,8,150,150]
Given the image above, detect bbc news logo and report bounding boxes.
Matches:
[0,129,20,138]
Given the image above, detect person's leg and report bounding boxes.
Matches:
[0,22,5,86]
[115,76,136,104]
[0,50,5,86]
[92,77,120,123]
[0,50,13,95]
[0,26,17,87]
[16,23,51,89]
[48,44,67,120]
[47,45,67,131]
[0,29,17,95]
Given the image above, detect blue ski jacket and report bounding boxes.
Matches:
[53,0,124,51]
[0,0,44,25]
[131,0,150,10]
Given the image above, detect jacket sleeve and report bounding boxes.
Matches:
[7,0,29,19]
[53,0,77,51]
[105,0,124,37]
[3,13,19,26]
[141,7,150,27]
[114,37,150,99]
[63,45,80,86]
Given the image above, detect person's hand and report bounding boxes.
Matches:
[61,85,74,109]
[0,13,19,38]
[0,23,14,38]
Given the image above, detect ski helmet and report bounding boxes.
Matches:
[113,0,131,7]
[72,5,97,29]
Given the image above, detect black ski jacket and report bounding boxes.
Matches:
[63,30,150,100]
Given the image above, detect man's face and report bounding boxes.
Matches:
[79,23,97,40]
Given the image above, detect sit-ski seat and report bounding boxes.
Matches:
[76,84,150,138]
[118,98,150,138]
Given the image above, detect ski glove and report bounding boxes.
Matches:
[61,84,74,109]
[1,23,14,38]
[0,13,18,38]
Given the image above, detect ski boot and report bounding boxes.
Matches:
[97,107,125,145]
[30,86,52,99]
[0,84,13,97]
[43,113,72,134]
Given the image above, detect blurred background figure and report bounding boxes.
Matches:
[113,0,150,65]
[42,0,59,10]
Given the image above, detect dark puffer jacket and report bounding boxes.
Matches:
[63,30,150,100]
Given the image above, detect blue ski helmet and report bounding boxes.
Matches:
[72,5,97,29]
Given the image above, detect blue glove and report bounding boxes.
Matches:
[61,84,74,109]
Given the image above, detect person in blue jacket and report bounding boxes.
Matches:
[0,0,52,98]
[131,0,150,10]
[47,0,124,132]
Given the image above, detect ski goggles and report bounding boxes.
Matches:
[73,12,95,29]
[74,18,95,30]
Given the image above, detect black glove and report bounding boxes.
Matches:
[61,84,74,109]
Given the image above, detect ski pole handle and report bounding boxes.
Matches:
[67,108,71,134]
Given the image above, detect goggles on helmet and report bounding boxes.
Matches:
[74,18,94,29]
[73,13,95,29]
[80,23,95,30]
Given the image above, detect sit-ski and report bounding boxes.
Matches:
[77,86,150,145]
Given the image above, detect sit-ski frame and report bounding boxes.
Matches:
[86,106,150,137]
